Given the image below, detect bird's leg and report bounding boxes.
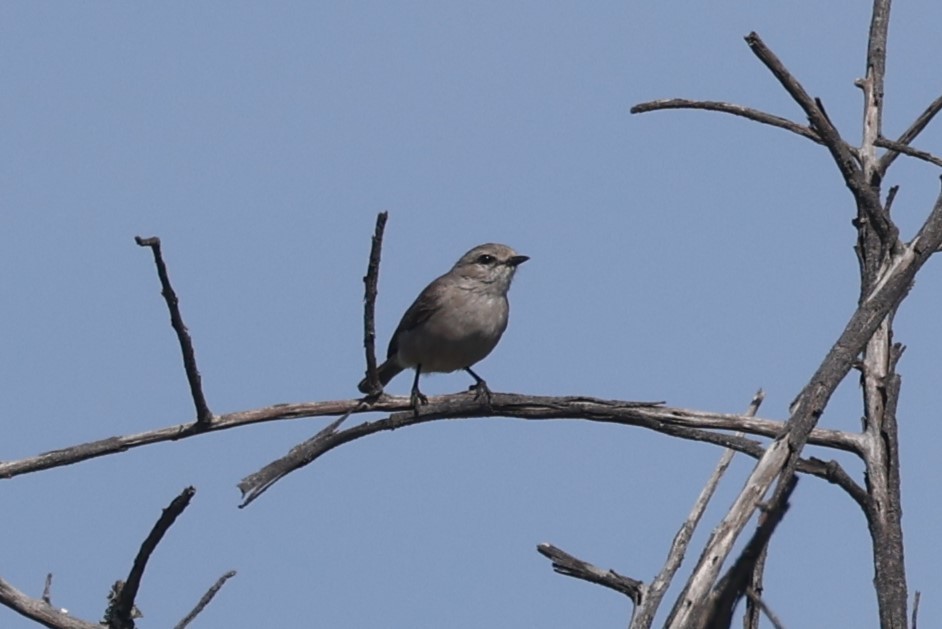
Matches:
[410,365,428,411]
[464,367,492,404]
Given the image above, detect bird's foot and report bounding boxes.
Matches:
[469,381,493,407]
[410,388,429,415]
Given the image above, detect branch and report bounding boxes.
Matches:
[234,394,866,507]
[361,212,388,394]
[629,99,822,144]
[874,137,942,169]
[105,487,196,629]
[0,577,98,629]
[536,544,643,603]
[744,32,861,186]
[0,394,863,482]
[173,570,237,629]
[135,237,213,424]
[878,94,942,174]
[631,390,765,628]
[744,588,786,629]
[698,475,798,629]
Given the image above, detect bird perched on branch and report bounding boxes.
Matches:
[358,242,528,408]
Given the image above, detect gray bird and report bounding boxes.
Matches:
[358,242,528,407]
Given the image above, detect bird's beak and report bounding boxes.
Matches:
[507,255,529,267]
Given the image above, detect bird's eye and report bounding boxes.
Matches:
[476,254,496,265]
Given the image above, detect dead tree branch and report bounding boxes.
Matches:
[874,137,942,169]
[698,475,797,628]
[0,577,98,629]
[629,99,822,144]
[234,393,866,508]
[360,212,388,395]
[173,570,237,629]
[104,486,196,629]
[536,544,643,603]
[878,94,942,174]
[135,237,213,424]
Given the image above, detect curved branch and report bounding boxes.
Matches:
[0,394,864,482]
[630,99,822,144]
[235,394,867,508]
[0,577,98,629]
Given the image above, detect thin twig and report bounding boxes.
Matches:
[744,588,786,629]
[875,137,942,169]
[879,94,942,174]
[173,570,237,629]
[536,544,643,603]
[630,99,822,144]
[361,212,388,394]
[912,590,921,629]
[106,487,196,628]
[41,574,52,606]
[134,237,213,424]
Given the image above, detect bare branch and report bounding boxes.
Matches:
[234,394,866,507]
[744,588,786,629]
[630,99,822,144]
[632,390,765,628]
[0,394,863,482]
[912,591,921,629]
[698,475,798,629]
[237,413,351,507]
[744,32,860,184]
[874,137,942,169]
[42,574,52,606]
[361,212,388,394]
[174,570,237,629]
[105,487,196,629]
[536,544,643,603]
[879,94,942,174]
[135,237,213,424]
[0,576,98,629]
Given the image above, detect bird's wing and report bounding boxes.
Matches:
[386,278,443,359]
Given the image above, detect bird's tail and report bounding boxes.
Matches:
[357,359,404,394]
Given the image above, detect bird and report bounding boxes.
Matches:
[357,242,528,408]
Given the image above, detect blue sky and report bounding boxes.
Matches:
[2,2,941,627]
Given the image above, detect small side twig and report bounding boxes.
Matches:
[0,576,98,629]
[105,487,196,629]
[361,212,388,395]
[912,590,921,629]
[874,137,942,169]
[237,413,352,508]
[878,93,942,174]
[745,588,786,629]
[536,544,643,604]
[41,573,52,605]
[134,237,212,424]
[173,570,237,629]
